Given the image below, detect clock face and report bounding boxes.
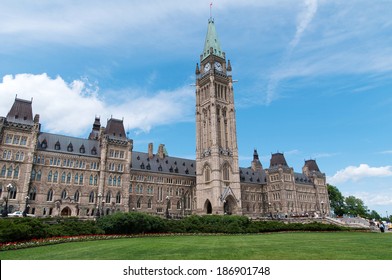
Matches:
[204,63,211,72]
[214,62,223,71]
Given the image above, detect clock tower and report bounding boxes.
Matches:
[195,17,242,215]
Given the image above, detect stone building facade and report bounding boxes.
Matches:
[0,17,330,219]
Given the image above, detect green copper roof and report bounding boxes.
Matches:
[202,18,224,60]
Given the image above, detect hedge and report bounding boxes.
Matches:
[0,213,350,243]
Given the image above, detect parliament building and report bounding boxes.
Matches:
[0,18,330,219]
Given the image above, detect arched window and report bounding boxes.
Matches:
[89,175,93,185]
[89,191,95,203]
[36,170,42,181]
[116,192,121,204]
[13,166,19,178]
[61,172,66,183]
[137,197,142,209]
[94,175,98,185]
[79,174,83,184]
[74,173,79,184]
[47,189,53,201]
[204,166,211,182]
[108,175,113,186]
[29,187,37,200]
[53,171,58,183]
[7,166,13,177]
[147,198,152,209]
[106,191,111,203]
[61,189,67,200]
[66,173,71,184]
[74,190,80,202]
[48,171,53,182]
[31,169,36,180]
[177,200,181,210]
[223,163,230,181]
[117,176,121,186]
[113,176,117,186]
[1,165,6,177]
[9,187,17,199]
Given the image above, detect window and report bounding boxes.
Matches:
[66,172,71,184]
[5,134,13,144]
[137,197,142,209]
[147,198,152,209]
[20,136,27,145]
[204,166,211,182]
[0,165,5,177]
[67,143,73,152]
[74,173,79,184]
[116,192,121,204]
[117,176,121,186]
[14,166,19,179]
[105,191,111,203]
[55,141,61,150]
[53,171,58,183]
[61,189,67,200]
[108,175,113,186]
[94,175,98,185]
[48,171,53,182]
[89,191,95,203]
[7,166,13,177]
[74,191,80,202]
[223,163,230,181]
[89,175,93,185]
[31,169,36,180]
[79,174,83,184]
[13,135,20,144]
[61,172,66,183]
[29,187,37,200]
[47,189,53,201]
[9,187,17,199]
[36,170,42,181]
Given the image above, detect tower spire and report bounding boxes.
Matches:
[202,16,224,60]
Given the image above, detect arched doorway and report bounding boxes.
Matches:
[223,195,236,215]
[204,199,212,214]
[61,207,71,217]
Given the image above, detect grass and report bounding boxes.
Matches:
[1,232,391,260]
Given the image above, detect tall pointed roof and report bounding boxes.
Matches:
[202,18,224,60]
[6,97,34,124]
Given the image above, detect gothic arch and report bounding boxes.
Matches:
[204,199,212,214]
[223,195,237,215]
[61,206,72,217]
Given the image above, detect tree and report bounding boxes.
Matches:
[368,210,381,220]
[327,184,346,216]
[345,196,368,217]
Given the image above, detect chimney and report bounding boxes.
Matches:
[148,143,154,159]
[157,144,166,159]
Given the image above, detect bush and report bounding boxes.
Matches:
[96,212,167,234]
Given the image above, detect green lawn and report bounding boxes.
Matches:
[1,232,391,260]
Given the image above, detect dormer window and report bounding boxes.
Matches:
[79,145,85,154]
[91,147,97,155]
[41,139,47,149]
[67,143,73,152]
[55,141,61,150]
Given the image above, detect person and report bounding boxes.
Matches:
[379,221,385,233]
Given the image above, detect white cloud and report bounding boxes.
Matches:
[328,164,392,184]
[351,191,392,207]
[0,73,194,137]
[265,0,318,104]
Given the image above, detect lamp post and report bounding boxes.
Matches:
[23,195,29,217]
[2,184,14,217]
[321,200,324,218]
[268,202,272,219]
[96,193,102,218]
[165,196,170,219]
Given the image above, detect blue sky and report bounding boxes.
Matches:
[0,0,391,216]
